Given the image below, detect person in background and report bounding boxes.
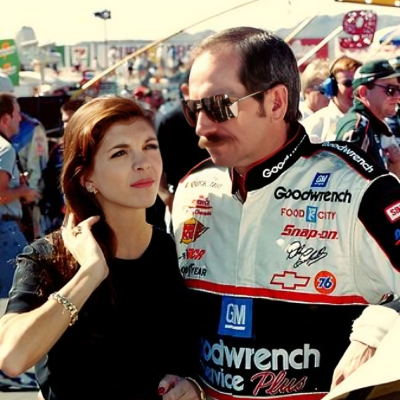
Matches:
[302,55,362,142]
[157,71,209,206]
[173,26,400,400]
[0,72,48,240]
[39,99,85,234]
[0,92,40,297]
[299,58,330,119]
[0,96,202,400]
[334,59,400,178]
[0,92,40,390]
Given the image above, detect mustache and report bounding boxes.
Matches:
[198,134,226,149]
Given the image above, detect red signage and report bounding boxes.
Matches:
[340,10,378,49]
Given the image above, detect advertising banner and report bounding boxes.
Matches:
[0,39,20,86]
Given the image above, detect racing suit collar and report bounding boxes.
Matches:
[352,98,393,137]
[232,122,311,198]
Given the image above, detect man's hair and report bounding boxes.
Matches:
[0,92,17,120]
[61,99,85,113]
[330,55,362,78]
[190,27,301,122]
[300,59,329,97]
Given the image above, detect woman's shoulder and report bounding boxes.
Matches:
[22,230,64,260]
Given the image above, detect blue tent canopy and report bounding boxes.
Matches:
[379,26,400,45]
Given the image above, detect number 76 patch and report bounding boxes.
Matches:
[314,271,336,294]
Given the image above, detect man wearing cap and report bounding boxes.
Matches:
[334,59,400,176]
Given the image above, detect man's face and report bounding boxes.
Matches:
[8,99,21,137]
[334,70,356,112]
[61,109,75,129]
[366,77,400,120]
[187,49,281,173]
[304,78,329,112]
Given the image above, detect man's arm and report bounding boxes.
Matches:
[0,171,38,204]
[332,174,400,388]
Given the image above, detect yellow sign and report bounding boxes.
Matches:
[335,0,400,7]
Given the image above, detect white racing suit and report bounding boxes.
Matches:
[172,123,400,400]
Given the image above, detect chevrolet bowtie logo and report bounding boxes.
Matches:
[270,271,310,290]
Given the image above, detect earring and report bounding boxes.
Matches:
[86,186,99,195]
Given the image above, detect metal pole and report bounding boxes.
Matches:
[284,14,318,43]
[297,25,343,67]
[104,19,108,69]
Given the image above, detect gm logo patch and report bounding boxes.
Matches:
[311,173,330,188]
[218,296,253,338]
[306,206,318,223]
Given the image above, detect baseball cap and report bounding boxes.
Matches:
[322,317,400,400]
[352,59,400,89]
[389,55,400,73]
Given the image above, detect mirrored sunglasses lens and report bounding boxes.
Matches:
[203,96,230,123]
[183,101,197,127]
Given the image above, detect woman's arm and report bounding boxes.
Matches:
[0,215,108,376]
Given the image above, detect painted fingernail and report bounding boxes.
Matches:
[158,387,165,396]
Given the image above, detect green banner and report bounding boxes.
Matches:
[0,39,20,86]
[55,45,66,67]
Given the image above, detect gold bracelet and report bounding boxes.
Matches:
[185,377,206,400]
[48,292,79,326]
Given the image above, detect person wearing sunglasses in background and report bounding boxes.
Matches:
[302,55,362,143]
[334,59,400,178]
[170,27,400,400]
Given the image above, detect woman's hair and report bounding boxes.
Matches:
[59,96,153,271]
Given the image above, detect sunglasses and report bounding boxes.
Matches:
[373,83,400,97]
[182,90,264,127]
[338,79,353,88]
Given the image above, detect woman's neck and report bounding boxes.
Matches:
[104,209,153,260]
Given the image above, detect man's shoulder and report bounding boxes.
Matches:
[0,136,14,157]
[335,109,361,138]
[178,158,226,184]
[313,140,386,180]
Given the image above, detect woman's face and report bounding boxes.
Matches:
[87,118,162,215]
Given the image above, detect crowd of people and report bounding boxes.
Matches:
[0,26,400,400]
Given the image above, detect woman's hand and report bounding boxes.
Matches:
[159,375,203,400]
[61,213,108,283]
[331,340,376,389]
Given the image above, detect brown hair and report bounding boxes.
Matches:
[0,92,17,120]
[61,99,85,114]
[329,55,362,78]
[60,96,153,270]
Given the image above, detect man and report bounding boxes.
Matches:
[0,73,49,240]
[0,92,39,390]
[302,55,362,142]
[334,59,400,177]
[167,28,400,400]
[299,59,330,119]
[39,99,85,234]
[157,71,209,193]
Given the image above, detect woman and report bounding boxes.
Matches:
[0,97,201,400]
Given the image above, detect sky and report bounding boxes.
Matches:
[3,0,400,45]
